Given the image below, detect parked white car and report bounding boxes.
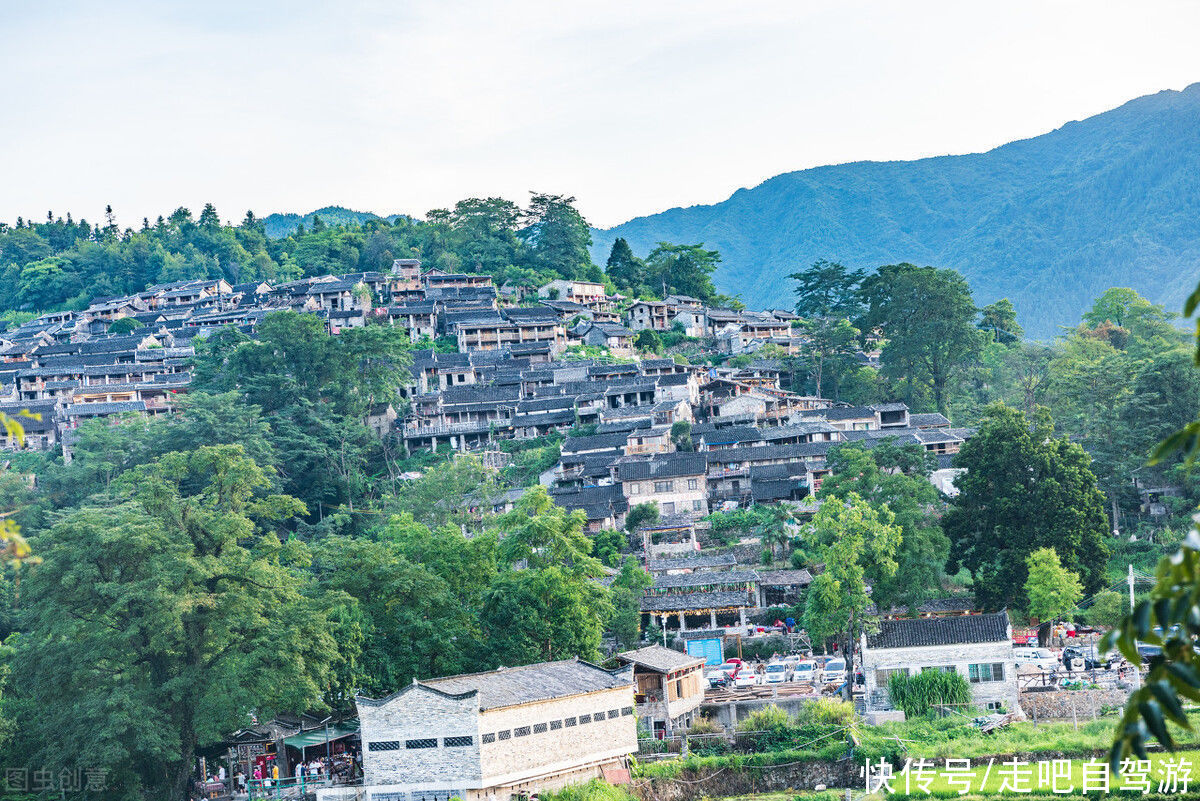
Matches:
[763,662,789,684]
[791,660,817,684]
[734,668,761,688]
[1013,647,1058,672]
[820,658,847,685]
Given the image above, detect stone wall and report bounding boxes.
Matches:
[1019,688,1129,721]
[359,685,482,790]
[861,639,1019,714]
[629,759,861,801]
[477,686,637,787]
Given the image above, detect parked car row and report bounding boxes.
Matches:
[705,656,847,688]
[1012,644,1125,674]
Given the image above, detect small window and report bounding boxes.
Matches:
[875,668,909,687]
[687,479,698,490]
[549,720,563,730]
[514,726,531,737]
[405,739,437,749]
[692,500,703,511]
[595,710,606,721]
[968,663,1005,683]
[497,730,511,740]
[565,717,577,727]
[533,723,547,734]
[608,709,620,719]
[654,480,674,493]
[661,502,675,515]
[629,484,640,495]
[579,714,592,724]
[481,733,496,744]
[621,707,633,716]
[443,736,472,747]
[368,741,400,752]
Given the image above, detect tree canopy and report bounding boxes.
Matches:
[945,403,1110,611]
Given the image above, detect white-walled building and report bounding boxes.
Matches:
[860,611,1020,716]
[339,659,637,801]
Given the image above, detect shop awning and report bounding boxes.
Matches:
[283,722,358,750]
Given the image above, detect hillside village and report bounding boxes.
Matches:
[5,257,1163,801]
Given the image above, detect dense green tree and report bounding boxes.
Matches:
[496,486,601,574]
[819,441,948,609]
[798,317,860,400]
[634,328,661,353]
[480,565,613,665]
[624,502,661,533]
[788,260,865,320]
[643,243,721,304]
[670,420,693,452]
[860,263,983,415]
[944,403,1111,611]
[311,535,479,697]
[1023,547,1084,622]
[608,557,653,649]
[979,298,1024,344]
[605,237,643,293]
[520,193,596,281]
[10,446,336,800]
[1085,590,1126,628]
[390,454,504,530]
[801,494,900,694]
[756,505,796,561]
[107,316,144,335]
[447,197,523,275]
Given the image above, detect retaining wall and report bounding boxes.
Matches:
[630,759,860,801]
[1019,688,1129,721]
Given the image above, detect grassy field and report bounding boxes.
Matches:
[885,750,1200,798]
[863,709,1200,762]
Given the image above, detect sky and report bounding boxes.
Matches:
[2,0,1199,230]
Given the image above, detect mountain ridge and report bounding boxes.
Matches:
[261,206,409,238]
[592,83,1200,336]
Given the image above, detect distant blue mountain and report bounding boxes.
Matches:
[261,206,408,238]
[593,84,1200,337]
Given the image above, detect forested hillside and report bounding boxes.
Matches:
[0,195,605,319]
[261,206,408,238]
[593,83,1200,337]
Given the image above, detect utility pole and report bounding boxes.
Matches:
[1128,564,1135,614]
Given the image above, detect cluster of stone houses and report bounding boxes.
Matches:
[0,262,829,450]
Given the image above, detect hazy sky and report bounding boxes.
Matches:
[3,1,1199,229]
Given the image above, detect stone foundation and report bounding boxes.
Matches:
[629,760,861,801]
[1019,688,1129,721]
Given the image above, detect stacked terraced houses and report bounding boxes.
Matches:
[1,259,971,624]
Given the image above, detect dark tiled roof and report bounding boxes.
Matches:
[652,570,758,590]
[65,400,147,416]
[647,553,737,572]
[617,645,704,673]
[641,591,751,612]
[757,569,814,586]
[562,431,630,453]
[909,413,951,428]
[409,658,631,711]
[704,441,833,464]
[615,453,707,481]
[811,405,876,421]
[866,610,1010,649]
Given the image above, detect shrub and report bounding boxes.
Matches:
[796,697,858,727]
[541,779,638,801]
[687,716,722,735]
[888,670,972,718]
[736,704,791,733]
